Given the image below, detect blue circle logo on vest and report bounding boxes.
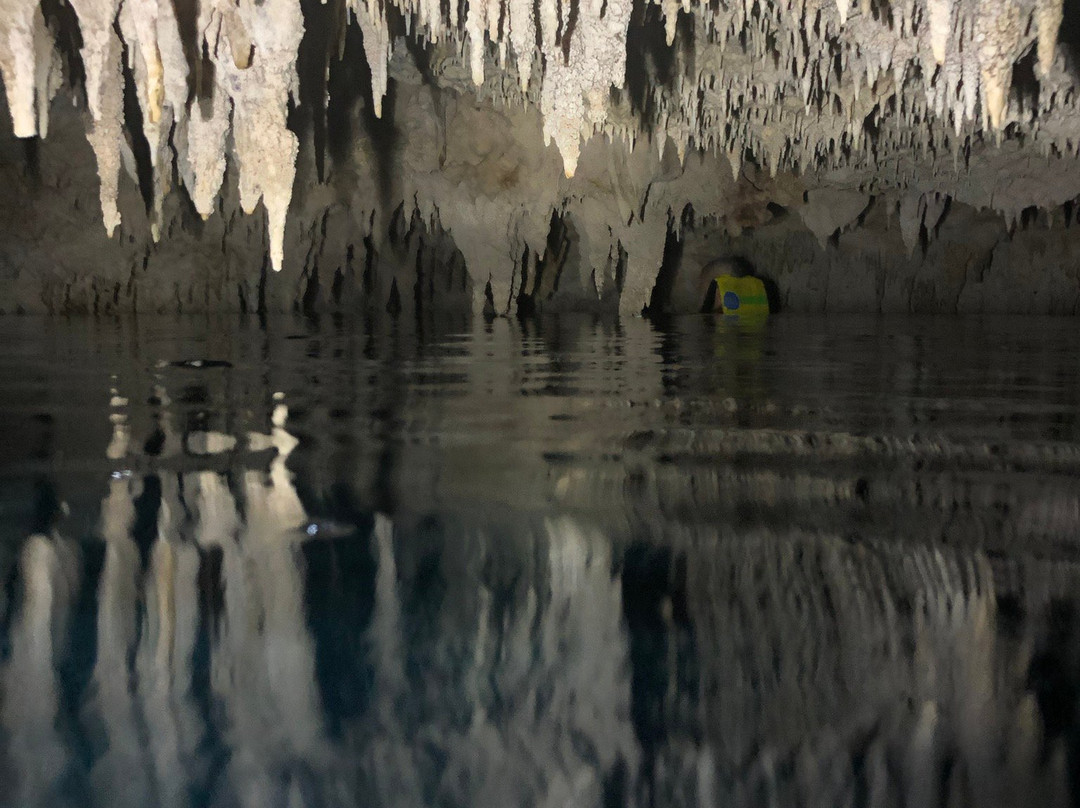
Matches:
[723,291,741,310]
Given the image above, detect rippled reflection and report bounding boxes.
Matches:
[2,315,1080,807]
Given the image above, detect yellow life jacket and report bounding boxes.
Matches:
[713,275,769,316]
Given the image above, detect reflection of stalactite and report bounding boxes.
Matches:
[8,385,348,808]
[683,531,1070,808]
[429,518,640,807]
[1,532,78,808]
[205,395,337,806]
[367,512,425,806]
[90,468,154,807]
[83,380,203,808]
[372,513,404,694]
[13,349,1076,808]
[135,473,201,808]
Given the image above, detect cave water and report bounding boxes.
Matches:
[3,1,1080,806]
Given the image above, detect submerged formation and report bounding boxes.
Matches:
[2,0,1080,315]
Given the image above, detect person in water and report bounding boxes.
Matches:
[698,257,757,313]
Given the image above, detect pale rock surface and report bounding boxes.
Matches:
[798,190,871,248]
[0,0,1079,314]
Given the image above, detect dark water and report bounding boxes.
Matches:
[1,314,1080,808]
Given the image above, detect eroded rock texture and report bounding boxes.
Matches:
[2,0,1080,314]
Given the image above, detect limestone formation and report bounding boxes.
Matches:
[0,0,1079,311]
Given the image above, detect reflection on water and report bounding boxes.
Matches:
[1,315,1080,807]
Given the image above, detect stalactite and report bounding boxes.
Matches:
[0,1,60,138]
[212,0,305,271]
[540,0,632,177]
[465,0,488,86]
[508,0,536,92]
[66,0,125,236]
[1037,0,1064,78]
[835,0,850,26]
[927,0,952,66]
[351,0,390,116]
[1,0,1078,270]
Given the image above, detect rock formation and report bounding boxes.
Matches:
[2,0,1080,314]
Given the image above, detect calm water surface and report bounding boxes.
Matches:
[1,314,1079,808]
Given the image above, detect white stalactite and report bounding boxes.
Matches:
[66,0,125,236]
[509,0,537,92]
[0,0,1076,272]
[68,0,121,122]
[1036,0,1064,78]
[181,3,229,220]
[541,0,633,177]
[976,0,1023,131]
[118,0,189,241]
[927,0,951,65]
[84,29,125,238]
[835,0,850,26]
[214,0,305,271]
[0,1,60,138]
[123,0,165,124]
[351,0,391,116]
[466,0,488,86]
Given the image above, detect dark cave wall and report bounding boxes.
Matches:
[663,200,1080,316]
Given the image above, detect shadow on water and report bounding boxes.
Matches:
[1,314,1080,806]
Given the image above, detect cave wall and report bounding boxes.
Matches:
[661,195,1080,315]
[4,0,1080,316]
